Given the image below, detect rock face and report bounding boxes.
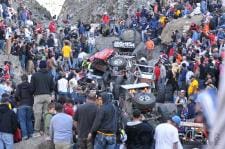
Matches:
[161,15,203,44]
[35,0,65,17]
[23,0,52,21]
[57,0,152,23]
[28,0,154,24]
[58,0,119,23]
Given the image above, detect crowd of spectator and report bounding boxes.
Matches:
[0,0,224,148]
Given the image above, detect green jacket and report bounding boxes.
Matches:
[44,113,54,136]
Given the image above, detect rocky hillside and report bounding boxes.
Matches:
[57,0,152,23]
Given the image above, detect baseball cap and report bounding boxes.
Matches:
[181,90,185,93]
[171,115,181,126]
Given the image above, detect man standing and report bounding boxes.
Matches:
[31,60,54,134]
[62,40,72,70]
[188,75,199,96]
[50,103,73,149]
[154,115,183,149]
[125,109,154,149]
[90,92,117,149]
[57,72,68,98]
[15,74,34,140]
[158,62,167,88]
[74,91,98,149]
[0,98,18,149]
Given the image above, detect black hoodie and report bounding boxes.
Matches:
[30,69,54,95]
[15,81,34,106]
[91,92,117,134]
[0,104,18,134]
[125,121,154,149]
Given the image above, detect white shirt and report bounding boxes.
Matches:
[88,37,95,45]
[160,65,166,79]
[5,27,12,40]
[186,70,194,84]
[186,38,192,48]
[181,60,189,67]
[154,123,183,149]
[57,78,68,93]
[3,84,12,93]
[78,52,88,59]
[24,28,31,38]
[69,78,77,93]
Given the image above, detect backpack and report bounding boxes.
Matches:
[14,128,22,143]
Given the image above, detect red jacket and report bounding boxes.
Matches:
[4,64,10,80]
[154,66,160,81]
[48,21,56,33]
[102,15,110,24]
[63,103,75,116]
[168,48,175,57]
[208,33,216,46]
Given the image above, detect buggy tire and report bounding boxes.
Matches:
[109,56,127,68]
[133,93,156,109]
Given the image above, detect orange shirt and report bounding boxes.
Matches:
[202,23,209,34]
[176,54,182,64]
[146,40,154,51]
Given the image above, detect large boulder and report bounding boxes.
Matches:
[120,29,141,45]
[132,42,145,59]
[161,15,203,44]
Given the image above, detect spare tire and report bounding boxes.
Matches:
[133,92,156,110]
[109,56,127,68]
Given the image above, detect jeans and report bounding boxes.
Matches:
[58,92,68,99]
[72,58,81,69]
[199,79,205,90]
[94,133,116,149]
[88,44,94,54]
[49,69,57,81]
[0,132,14,149]
[20,55,26,70]
[0,39,5,52]
[62,58,72,71]
[17,106,34,138]
[70,92,86,104]
[141,30,146,41]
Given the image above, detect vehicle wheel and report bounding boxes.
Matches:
[133,92,156,110]
[109,56,127,68]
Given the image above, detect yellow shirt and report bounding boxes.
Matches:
[175,10,181,17]
[188,79,199,95]
[159,16,166,26]
[62,45,72,58]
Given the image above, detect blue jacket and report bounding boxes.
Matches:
[19,11,27,22]
[200,0,207,14]
[149,18,159,30]
[217,31,225,40]
[192,31,200,42]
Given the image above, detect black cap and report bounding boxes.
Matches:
[39,60,47,69]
